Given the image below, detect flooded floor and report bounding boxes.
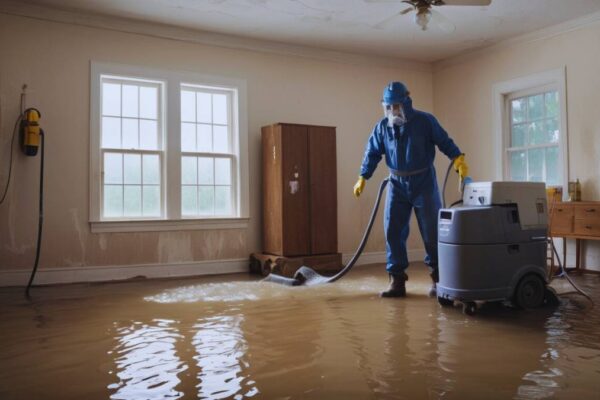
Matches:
[1,263,599,400]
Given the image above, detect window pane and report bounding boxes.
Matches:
[545,91,558,118]
[215,186,231,215]
[510,151,526,181]
[545,118,559,144]
[198,157,214,185]
[197,124,212,152]
[122,118,139,149]
[182,186,198,216]
[181,90,195,122]
[511,98,526,124]
[140,120,158,150]
[122,85,139,118]
[213,125,228,153]
[181,157,197,185]
[143,154,160,184]
[124,154,141,184]
[102,117,121,148]
[140,86,157,119]
[181,123,196,152]
[102,82,121,117]
[197,92,212,123]
[215,158,231,185]
[143,185,160,217]
[545,146,560,186]
[104,185,123,217]
[213,94,228,125]
[511,123,526,147]
[528,121,546,145]
[528,94,544,120]
[528,148,544,182]
[104,153,122,184]
[124,185,142,216]
[198,186,214,215]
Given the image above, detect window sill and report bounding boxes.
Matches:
[90,217,249,233]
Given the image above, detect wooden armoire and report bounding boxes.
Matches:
[261,123,338,258]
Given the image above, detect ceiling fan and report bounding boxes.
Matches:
[372,0,492,32]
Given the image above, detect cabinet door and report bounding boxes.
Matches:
[574,219,600,236]
[262,125,283,255]
[309,126,338,254]
[281,125,310,256]
[550,204,573,235]
[575,205,600,219]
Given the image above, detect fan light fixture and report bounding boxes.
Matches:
[372,0,492,33]
[414,9,432,30]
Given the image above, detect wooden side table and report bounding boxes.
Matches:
[549,201,600,273]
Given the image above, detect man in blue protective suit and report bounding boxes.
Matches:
[353,82,469,298]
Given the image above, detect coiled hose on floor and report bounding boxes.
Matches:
[262,177,390,286]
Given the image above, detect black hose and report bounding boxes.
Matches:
[25,129,44,298]
[326,177,388,283]
[264,178,389,286]
[442,158,454,208]
[548,236,593,305]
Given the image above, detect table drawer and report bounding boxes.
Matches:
[574,219,600,236]
[575,206,600,219]
[551,206,574,234]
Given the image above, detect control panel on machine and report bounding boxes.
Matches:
[462,181,548,230]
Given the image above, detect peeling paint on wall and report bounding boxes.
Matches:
[69,208,86,265]
[98,234,107,251]
[158,232,193,263]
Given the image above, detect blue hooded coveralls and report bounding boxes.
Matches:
[360,96,462,276]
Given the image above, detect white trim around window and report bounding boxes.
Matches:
[492,67,569,198]
[90,61,249,232]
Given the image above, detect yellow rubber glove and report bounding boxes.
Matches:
[353,176,366,197]
[453,154,469,181]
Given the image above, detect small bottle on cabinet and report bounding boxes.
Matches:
[575,179,582,201]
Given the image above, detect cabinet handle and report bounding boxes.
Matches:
[585,225,592,229]
[557,209,563,212]
[585,208,596,212]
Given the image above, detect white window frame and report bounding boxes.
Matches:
[493,67,569,198]
[90,62,249,232]
[179,84,237,218]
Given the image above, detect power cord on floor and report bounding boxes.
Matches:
[25,129,45,299]
[548,236,594,305]
[546,190,593,305]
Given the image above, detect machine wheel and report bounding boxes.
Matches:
[438,297,454,307]
[514,274,546,309]
[462,302,477,316]
[544,286,560,307]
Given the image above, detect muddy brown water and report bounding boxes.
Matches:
[0,264,599,400]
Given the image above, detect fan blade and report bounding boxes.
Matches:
[431,9,456,33]
[373,9,409,29]
[400,6,414,15]
[441,0,491,5]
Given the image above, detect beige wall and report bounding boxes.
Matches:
[0,13,434,273]
[433,22,600,270]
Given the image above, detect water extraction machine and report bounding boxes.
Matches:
[437,181,557,315]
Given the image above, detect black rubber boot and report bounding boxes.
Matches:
[428,269,439,298]
[381,273,408,298]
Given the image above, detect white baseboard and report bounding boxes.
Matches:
[0,249,428,287]
[0,258,249,287]
[342,248,426,266]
